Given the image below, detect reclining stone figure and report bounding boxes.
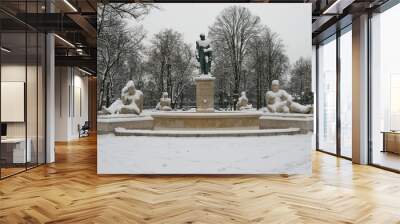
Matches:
[101,80,143,115]
[265,80,312,114]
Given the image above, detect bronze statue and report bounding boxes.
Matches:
[196,33,212,75]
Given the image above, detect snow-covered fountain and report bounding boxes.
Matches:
[97,77,313,175]
[97,34,313,175]
[98,79,312,137]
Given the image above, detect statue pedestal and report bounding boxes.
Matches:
[195,75,215,112]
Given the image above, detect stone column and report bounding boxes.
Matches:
[46,0,55,163]
[195,75,215,112]
[352,14,369,164]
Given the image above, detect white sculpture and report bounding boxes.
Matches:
[156,92,172,111]
[236,91,253,110]
[265,80,312,114]
[101,80,143,115]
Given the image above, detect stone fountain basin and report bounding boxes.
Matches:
[152,111,262,130]
[114,127,301,137]
[97,111,313,135]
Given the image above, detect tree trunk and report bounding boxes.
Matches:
[257,70,261,109]
[105,81,111,107]
[167,64,172,103]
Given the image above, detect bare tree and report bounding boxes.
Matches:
[97,2,157,36]
[97,17,146,109]
[288,57,312,104]
[170,43,196,108]
[247,35,265,109]
[146,29,195,109]
[247,26,289,108]
[97,2,154,110]
[212,35,234,109]
[209,6,262,109]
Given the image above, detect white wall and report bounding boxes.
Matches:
[1,63,47,165]
[55,66,69,141]
[71,73,89,138]
[1,65,26,139]
[55,66,89,141]
[1,65,42,137]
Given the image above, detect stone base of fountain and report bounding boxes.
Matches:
[260,113,313,133]
[152,111,262,130]
[114,127,301,137]
[97,112,313,136]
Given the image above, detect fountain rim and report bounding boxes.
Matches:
[150,111,263,118]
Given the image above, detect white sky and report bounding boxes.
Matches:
[126,3,311,64]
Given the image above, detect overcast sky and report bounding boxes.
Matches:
[126,3,311,64]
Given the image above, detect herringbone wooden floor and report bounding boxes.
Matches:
[1,135,400,224]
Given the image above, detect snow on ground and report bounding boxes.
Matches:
[98,134,312,175]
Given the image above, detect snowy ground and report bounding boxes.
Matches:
[98,134,312,175]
